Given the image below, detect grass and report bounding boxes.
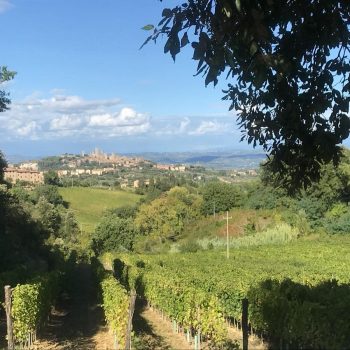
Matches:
[59,187,141,233]
[179,208,276,242]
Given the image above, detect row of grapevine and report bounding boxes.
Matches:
[107,237,350,349]
[100,274,131,349]
[111,256,229,348]
[10,271,61,348]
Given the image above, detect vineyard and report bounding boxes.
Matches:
[106,236,350,349]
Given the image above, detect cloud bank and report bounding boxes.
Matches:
[0,93,150,140]
[0,91,235,143]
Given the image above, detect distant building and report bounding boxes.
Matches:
[91,169,103,176]
[156,164,186,172]
[156,164,171,171]
[4,168,44,184]
[57,170,69,177]
[247,169,258,176]
[103,167,115,174]
[19,162,39,171]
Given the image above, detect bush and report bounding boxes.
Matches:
[179,240,201,253]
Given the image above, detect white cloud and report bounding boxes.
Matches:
[50,115,84,130]
[0,0,12,13]
[154,117,192,136]
[179,117,190,133]
[0,92,150,140]
[189,120,230,135]
[17,121,40,139]
[88,108,148,128]
[18,94,121,114]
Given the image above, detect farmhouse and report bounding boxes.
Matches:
[4,168,44,184]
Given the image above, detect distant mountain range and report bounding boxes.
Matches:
[128,151,266,169]
[5,154,36,164]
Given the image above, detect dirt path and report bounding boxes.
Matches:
[35,264,114,350]
[13,264,266,350]
[134,303,267,350]
[134,305,192,350]
[227,324,266,350]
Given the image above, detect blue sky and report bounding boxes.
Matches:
[0,0,254,157]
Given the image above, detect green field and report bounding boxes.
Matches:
[59,187,141,232]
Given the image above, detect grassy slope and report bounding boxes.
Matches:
[59,187,141,232]
[180,208,275,242]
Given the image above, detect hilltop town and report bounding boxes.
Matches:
[4,148,258,187]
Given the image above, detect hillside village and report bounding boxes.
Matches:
[4,148,258,187]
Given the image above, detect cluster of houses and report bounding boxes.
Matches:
[80,148,146,168]
[4,163,44,184]
[230,169,258,177]
[155,164,186,172]
[57,167,116,177]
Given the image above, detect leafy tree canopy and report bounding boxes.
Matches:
[31,185,64,206]
[135,186,202,240]
[91,215,136,255]
[0,66,16,112]
[145,0,350,190]
[201,181,242,215]
[0,150,7,183]
[44,170,60,186]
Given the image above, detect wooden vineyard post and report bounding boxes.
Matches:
[222,211,232,259]
[4,286,14,350]
[124,290,136,350]
[242,298,249,350]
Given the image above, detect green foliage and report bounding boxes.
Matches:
[0,150,7,182]
[10,185,31,202]
[32,185,64,206]
[113,236,350,349]
[248,279,350,349]
[44,170,60,186]
[201,182,242,215]
[247,150,350,231]
[92,215,136,255]
[135,187,202,245]
[0,186,48,272]
[0,66,16,112]
[112,256,227,348]
[62,210,80,239]
[100,274,129,346]
[12,272,60,343]
[198,223,298,250]
[36,197,62,235]
[105,205,138,219]
[146,1,350,189]
[323,208,350,234]
[178,240,201,253]
[232,223,299,248]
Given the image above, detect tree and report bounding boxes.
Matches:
[145,1,350,189]
[91,215,136,255]
[0,150,7,183]
[63,210,80,239]
[36,197,62,235]
[1,66,15,181]
[201,181,242,215]
[135,186,202,240]
[0,66,16,112]
[31,185,64,206]
[44,170,60,186]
